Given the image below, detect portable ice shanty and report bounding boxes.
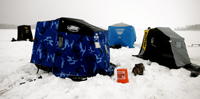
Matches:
[30,17,115,78]
[17,25,33,41]
[108,23,136,48]
[136,27,191,68]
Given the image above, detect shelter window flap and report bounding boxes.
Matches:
[58,36,63,48]
[176,42,182,48]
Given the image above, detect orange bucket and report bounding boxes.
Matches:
[117,68,129,83]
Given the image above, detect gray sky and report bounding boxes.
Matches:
[0,0,200,29]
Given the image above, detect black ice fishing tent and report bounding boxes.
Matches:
[136,27,191,68]
[17,25,33,41]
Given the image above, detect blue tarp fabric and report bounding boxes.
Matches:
[108,23,136,48]
[31,18,114,78]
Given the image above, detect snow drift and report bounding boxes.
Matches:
[0,29,200,99]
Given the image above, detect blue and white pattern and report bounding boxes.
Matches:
[31,18,114,78]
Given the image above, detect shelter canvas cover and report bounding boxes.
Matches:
[17,25,33,41]
[137,27,191,68]
[108,23,136,48]
[30,17,114,78]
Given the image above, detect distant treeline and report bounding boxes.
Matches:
[0,24,36,29]
[174,24,200,31]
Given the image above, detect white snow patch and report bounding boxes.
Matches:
[0,29,200,99]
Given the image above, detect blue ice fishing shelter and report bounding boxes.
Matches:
[108,23,136,48]
[30,17,115,79]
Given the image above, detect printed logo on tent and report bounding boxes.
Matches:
[67,25,80,32]
[95,42,101,48]
[142,29,149,51]
[94,33,99,40]
[117,71,126,79]
[94,33,101,48]
[115,29,124,35]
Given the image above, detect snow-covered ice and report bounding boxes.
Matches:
[0,29,200,99]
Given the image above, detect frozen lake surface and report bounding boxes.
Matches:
[0,29,200,99]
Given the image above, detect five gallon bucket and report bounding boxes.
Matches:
[117,68,129,83]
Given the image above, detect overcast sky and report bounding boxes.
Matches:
[0,0,200,29]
